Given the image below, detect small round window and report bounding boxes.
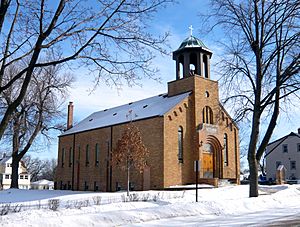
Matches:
[205,91,210,97]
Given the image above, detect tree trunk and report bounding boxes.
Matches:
[11,119,20,189]
[11,155,20,188]
[248,153,259,197]
[248,106,261,197]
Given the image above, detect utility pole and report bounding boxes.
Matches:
[194,160,200,202]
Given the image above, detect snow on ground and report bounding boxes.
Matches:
[0,184,300,226]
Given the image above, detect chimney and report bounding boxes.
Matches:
[67,102,74,130]
[298,128,300,134]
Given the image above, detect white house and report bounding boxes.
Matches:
[0,154,31,190]
[265,130,300,181]
[31,179,54,190]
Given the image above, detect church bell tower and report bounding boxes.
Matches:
[168,28,214,97]
[173,28,212,80]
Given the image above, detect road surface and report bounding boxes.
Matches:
[125,207,300,226]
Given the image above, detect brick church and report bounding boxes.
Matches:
[55,34,240,191]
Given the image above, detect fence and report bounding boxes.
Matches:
[0,191,185,215]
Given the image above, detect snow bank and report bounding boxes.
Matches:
[0,184,299,226]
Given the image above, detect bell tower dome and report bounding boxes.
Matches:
[168,31,216,97]
[173,34,212,80]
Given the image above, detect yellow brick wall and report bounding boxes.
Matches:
[56,135,73,189]
[163,96,196,187]
[56,117,164,191]
[111,118,164,191]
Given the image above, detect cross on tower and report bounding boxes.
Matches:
[189,25,193,36]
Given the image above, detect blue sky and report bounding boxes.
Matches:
[32,0,300,161]
[32,1,210,159]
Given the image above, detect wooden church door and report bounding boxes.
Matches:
[203,144,214,178]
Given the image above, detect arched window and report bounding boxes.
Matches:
[202,106,214,124]
[178,126,183,163]
[69,147,72,167]
[223,134,228,166]
[95,143,99,166]
[189,52,197,75]
[203,55,209,78]
[234,128,237,164]
[77,145,81,161]
[86,144,89,167]
[61,148,65,167]
[178,55,184,79]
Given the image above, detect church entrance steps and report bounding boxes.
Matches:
[198,178,218,187]
[218,179,237,187]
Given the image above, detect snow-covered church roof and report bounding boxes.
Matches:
[61,92,191,136]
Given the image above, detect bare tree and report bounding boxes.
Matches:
[40,158,57,181]
[206,0,300,197]
[23,155,57,181]
[0,0,173,140]
[1,64,72,188]
[23,155,47,182]
[112,121,149,196]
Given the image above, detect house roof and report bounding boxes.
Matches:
[265,132,300,157]
[0,156,11,164]
[61,92,191,136]
[0,157,29,173]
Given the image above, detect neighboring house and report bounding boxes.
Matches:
[56,34,240,192]
[0,154,31,189]
[265,130,300,181]
[31,179,54,190]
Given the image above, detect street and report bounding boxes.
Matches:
[126,207,300,226]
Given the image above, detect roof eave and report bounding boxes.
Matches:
[173,47,213,58]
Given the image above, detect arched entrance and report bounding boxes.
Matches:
[202,136,222,178]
